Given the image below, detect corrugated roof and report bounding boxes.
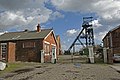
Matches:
[0,29,52,41]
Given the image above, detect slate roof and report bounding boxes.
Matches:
[102,25,120,40]
[0,29,52,41]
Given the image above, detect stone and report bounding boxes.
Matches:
[0,61,7,71]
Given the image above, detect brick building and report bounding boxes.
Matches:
[0,24,60,63]
[102,25,120,63]
[56,35,62,55]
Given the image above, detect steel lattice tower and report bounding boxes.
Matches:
[67,17,94,53]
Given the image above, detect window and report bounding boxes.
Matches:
[23,42,35,48]
[44,44,50,53]
[1,43,7,60]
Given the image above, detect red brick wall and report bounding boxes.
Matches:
[16,39,43,62]
[56,35,62,55]
[103,26,120,63]
[44,31,57,62]
[111,28,120,54]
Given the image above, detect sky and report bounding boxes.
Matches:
[0,0,120,51]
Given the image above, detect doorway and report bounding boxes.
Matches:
[51,46,56,63]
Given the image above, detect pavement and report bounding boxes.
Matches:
[110,63,120,73]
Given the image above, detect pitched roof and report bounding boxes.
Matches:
[0,29,52,41]
[102,25,120,40]
[109,25,120,32]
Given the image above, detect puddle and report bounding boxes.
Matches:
[74,63,81,67]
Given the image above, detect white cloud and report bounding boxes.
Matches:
[0,0,65,31]
[0,11,35,30]
[95,31,108,41]
[66,29,79,36]
[51,0,120,44]
[0,0,54,31]
[51,0,65,6]
[50,11,64,20]
[92,19,102,28]
[51,0,120,20]
[51,0,120,27]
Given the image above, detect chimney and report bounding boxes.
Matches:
[37,24,41,32]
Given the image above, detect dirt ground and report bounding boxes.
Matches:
[0,55,120,80]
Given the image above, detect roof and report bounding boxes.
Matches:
[102,25,120,40]
[109,25,120,32]
[0,29,52,41]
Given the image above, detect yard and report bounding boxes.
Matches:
[0,55,120,80]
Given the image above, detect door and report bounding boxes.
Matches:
[51,46,56,63]
[8,42,16,62]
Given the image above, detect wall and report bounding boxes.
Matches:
[0,43,1,60]
[7,42,16,62]
[16,39,43,62]
[56,35,62,55]
[43,31,57,62]
[111,28,120,54]
[103,26,120,63]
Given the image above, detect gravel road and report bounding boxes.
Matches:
[0,55,120,80]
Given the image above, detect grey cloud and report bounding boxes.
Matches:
[0,0,45,10]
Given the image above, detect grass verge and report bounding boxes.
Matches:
[0,62,40,76]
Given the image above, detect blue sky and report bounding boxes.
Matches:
[0,0,120,51]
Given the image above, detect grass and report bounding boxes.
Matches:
[0,62,40,76]
[0,62,24,75]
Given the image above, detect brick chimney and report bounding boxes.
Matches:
[37,24,41,32]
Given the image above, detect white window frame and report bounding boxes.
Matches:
[1,43,7,60]
[23,42,35,48]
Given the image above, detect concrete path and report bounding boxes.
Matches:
[110,63,120,73]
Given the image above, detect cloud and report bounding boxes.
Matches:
[92,19,102,28]
[0,0,66,31]
[51,0,120,44]
[0,11,32,30]
[0,0,45,10]
[51,0,65,6]
[94,31,108,43]
[51,0,120,26]
[66,29,79,36]
[0,0,55,31]
[49,11,64,20]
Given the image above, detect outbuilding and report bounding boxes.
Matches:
[0,24,59,63]
[102,25,120,64]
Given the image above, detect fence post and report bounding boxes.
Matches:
[41,50,44,63]
[103,48,107,63]
[88,46,94,63]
